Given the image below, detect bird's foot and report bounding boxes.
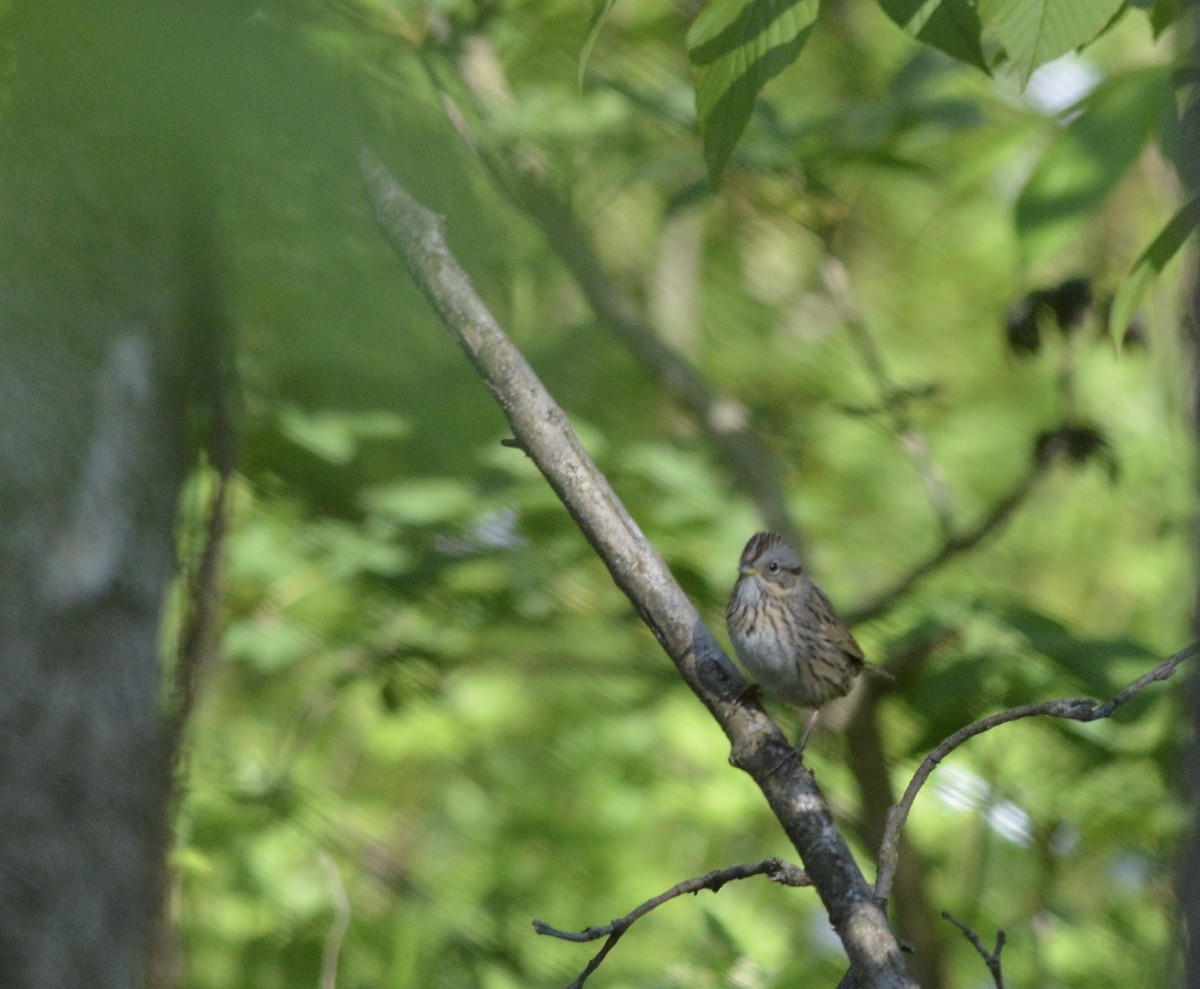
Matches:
[732,682,763,707]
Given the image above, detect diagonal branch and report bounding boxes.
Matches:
[514,179,807,554]
[533,859,808,989]
[408,31,808,558]
[362,152,916,989]
[875,641,1199,903]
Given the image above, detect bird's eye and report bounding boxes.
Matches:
[767,561,779,574]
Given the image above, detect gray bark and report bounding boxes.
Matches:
[0,3,219,985]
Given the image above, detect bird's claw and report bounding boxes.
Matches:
[732,682,763,708]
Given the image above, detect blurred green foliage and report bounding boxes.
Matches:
[132,0,1197,986]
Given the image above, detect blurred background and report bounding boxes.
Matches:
[94,1,1195,985]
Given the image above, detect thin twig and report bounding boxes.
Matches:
[535,859,809,942]
[845,462,1044,625]
[534,860,808,989]
[875,642,1199,902]
[941,912,1006,988]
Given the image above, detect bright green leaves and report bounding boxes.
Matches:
[277,405,409,465]
[685,0,1142,187]
[876,0,989,72]
[1016,65,1169,260]
[1008,60,1185,339]
[879,0,1136,80]
[687,0,819,185]
[878,0,1126,82]
[979,0,1125,84]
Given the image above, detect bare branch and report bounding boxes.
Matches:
[941,912,1005,989]
[406,30,808,558]
[533,859,808,988]
[513,182,811,550]
[362,154,916,989]
[536,859,809,942]
[416,23,1060,640]
[875,642,1199,902]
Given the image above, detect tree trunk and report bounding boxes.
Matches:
[0,3,219,986]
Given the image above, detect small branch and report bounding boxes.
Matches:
[170,331,238,752]
[535,859,809,942]
[514,178,809,551]
[942,912,1005,988]
[404,27,809,558]
[845,462,1043,625]
[534,860,808,989]
[875,642,1199,902]
[1088,644,1197,718]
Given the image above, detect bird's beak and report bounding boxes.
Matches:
[738,563,757,577]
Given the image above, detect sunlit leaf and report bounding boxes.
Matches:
[1109,194,1200,344]
[688,0,819,185]
[224,618,313,672]
[361,478,476,525]
[1016,65,1168,259]
[277,405,409,465]
[980,0,1124,84]
[876,0,989,72]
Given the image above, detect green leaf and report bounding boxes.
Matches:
[361,478,476,526]
[875,0,989,72]
[1016,65,1168,260]
[1109,195,1200,343]
[687,0,819,186]
[979,0,1124,85]
[998,604,1157,679]
[1148,0,1183,37]
[277,405,409,465]
[579,0,619,91]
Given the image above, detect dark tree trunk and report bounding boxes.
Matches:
[1183,3,1200,986]
[0,3,220,986]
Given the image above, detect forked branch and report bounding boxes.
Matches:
[942,912,1006,989]
[875,641,1199,902]
[533,859,808,989]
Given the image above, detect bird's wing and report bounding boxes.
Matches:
[811,584,865,671]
